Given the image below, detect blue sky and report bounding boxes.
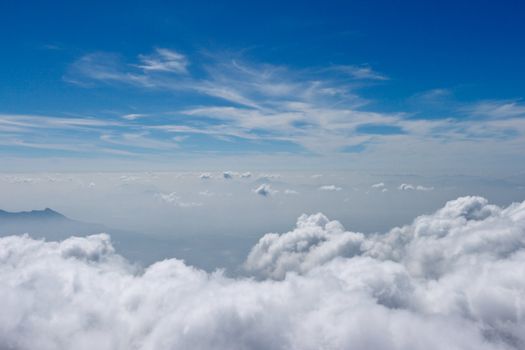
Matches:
[1,0,525,174]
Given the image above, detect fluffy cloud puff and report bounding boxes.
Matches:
[253,184,276,197]
[222,171,235,179]
[398,183,434,191]
[1,196,525,349]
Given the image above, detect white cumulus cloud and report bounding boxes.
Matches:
[253,184,276,197]
[398,183,434,191]
[1,196,525,349]
[223,171,235,179]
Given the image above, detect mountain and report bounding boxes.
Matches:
[0,208,252,272]
[0,208,105,240]
[0,207,65,220]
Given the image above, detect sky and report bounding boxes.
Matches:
[2,2,525,349]
[1,0,525,175]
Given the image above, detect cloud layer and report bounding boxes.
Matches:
[1,196,525,349]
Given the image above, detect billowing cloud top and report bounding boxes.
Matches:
[398,183,434,191]
[1,196,525,349]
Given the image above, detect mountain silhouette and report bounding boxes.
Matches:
[0,208,66,220]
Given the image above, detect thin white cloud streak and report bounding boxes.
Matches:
[136,48,189,74]
[0,138,140,157]
[466,100,525,119]
[1,196,525,349]
[64,52,152,87]
[328,64,389,81]
[319,185,342,191]
[121,113,147,120]
[0,114,123,130]
[100,133,181,150]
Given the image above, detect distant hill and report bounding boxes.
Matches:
[0,208,106,240]
[0,207,66,220]
[0,208,169,264]
[0,208,252,273]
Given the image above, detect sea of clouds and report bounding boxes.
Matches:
[1,196,524,349]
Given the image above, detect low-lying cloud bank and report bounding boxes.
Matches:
[1,196,524,349]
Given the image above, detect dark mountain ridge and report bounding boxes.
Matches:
[0,208,66,220]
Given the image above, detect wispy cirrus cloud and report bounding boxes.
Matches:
[0,114,122,129]
[328,64,389,81]
[121,113,147,120]
[464,100,525,119]
[63,49,524,154]
[100,133,183,150]
[0,113,172,155]
[136,48,189,74]
[61,49,404,153]
[2,48,525,171]
[64,53,152,87]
